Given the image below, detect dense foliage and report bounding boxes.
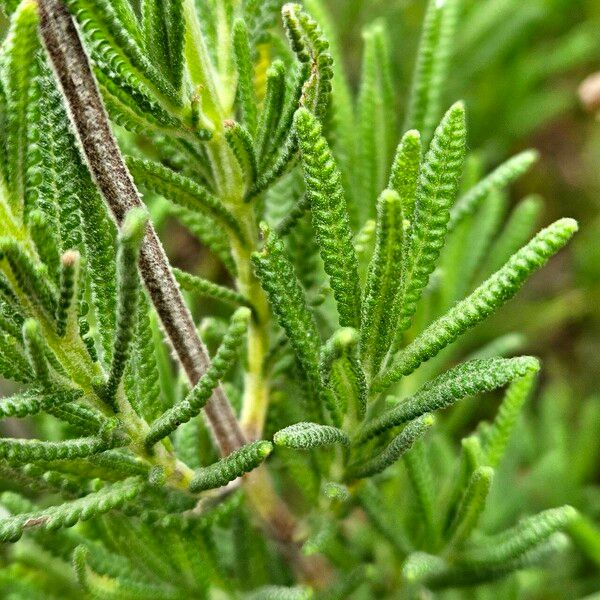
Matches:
[0,0,598,598]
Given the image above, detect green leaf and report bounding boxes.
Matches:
[0,238,57,318]
[320,327,367,423]
[55,250,80,337]
[294,107,361,328]
[225,120,258,187]
[477,195,543,279]
[460,506,578,567]
[356,20,396,219]
[282,3,333,120]
[0,389,80,419]
[360,357,540,443]
[388,129,422,231]
[254,59,286,166]
[173,267,249,307]
[0,430,126,467]
[145,307,251,447]
[445,466,494,549]
[22,319,52,388]
[0,477,143,542]
[302,0,357,228]
[74,545,181,600]
[356,480,409,552]
[252,225,328,420]
[244,585,313,600]
[440,188,507,308]
[165,201,236,274]
[346,414,435,480]
[141,0,184,91]
[377,218,577,389]
[449,150,539,231]
[404,440,437,547]
[233,19,258,135]
[244,0,284,44]
[78,181,117,363]
[104,209,147,408]
[31,62,101,303]
[1,0,39,211]
[189,440,273,493]
[125,290,165,422]
[403,532,570,588]
[0,332,34,382]
[360,189,405,376]
[466,333,526,361]
[273,422,349,449]
[65,0,181,108]
[392,102,466,342]
[482,370,537,468]
[126,155,247,244]
[404,0,461,143]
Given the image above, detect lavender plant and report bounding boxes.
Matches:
[0,0,597,598]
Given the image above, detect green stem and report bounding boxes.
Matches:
[233,235,271,440]
[227,183,271,439]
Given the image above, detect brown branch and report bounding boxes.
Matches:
[37,0,246,456]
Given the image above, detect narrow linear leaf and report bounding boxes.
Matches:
[361,189,404,376]
[403,0,445,136]
[393,102,466,342]
[244,585,313,600]
[404,532,570,588]
[0,238,57,317]
[2,0,39,210]
[449,150,539,231]
[483,370,536,468]
[145,307,251,446]
[55,250,80,336]
[141,0,184,90]
[189,440,273,493]
[294,107,361,328]
[460,505,578,567]
[0,477,144,542]
[404,440,437,546]
[233,19,258,135]
[422,0,461,143]
[104,209,147,408]
[74,545,181,600]
[0,431,126,466]
[254,59,286,165]
[477,195,543,279]
[125,290,164,422]
[274,422,349,449]
[173,267,249,308]
[126,156,247,244]
[225,120,258,187]
[466,333,526,361]
[378,218,576,389]
[446,466,494,549]
[22,319,52,388]
[346,414,435,480]
[252,225,328,421]
[361,356,539,444]
[388,129,422,228]
[282,3,333,120]
[320,327,367,423]
[356,20,396,217]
